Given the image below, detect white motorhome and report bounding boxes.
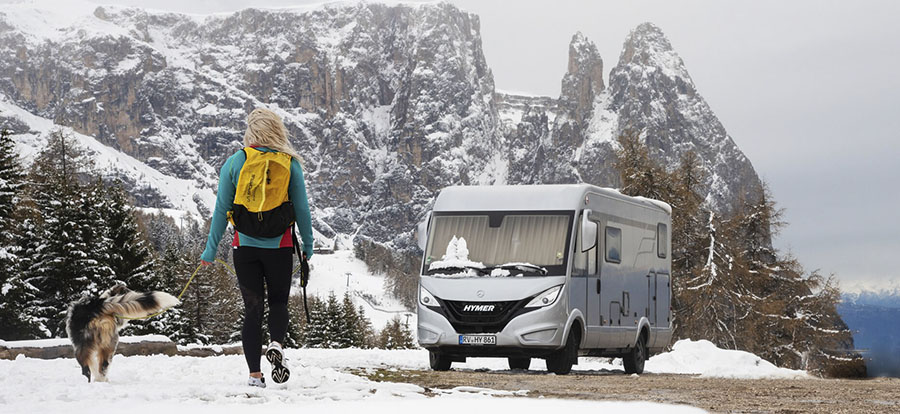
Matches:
[417,184,672,374]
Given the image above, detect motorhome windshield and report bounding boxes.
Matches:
[423,211,573,276]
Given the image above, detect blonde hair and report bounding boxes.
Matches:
[243,108,302,161]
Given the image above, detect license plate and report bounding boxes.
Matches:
[459,335,497,345]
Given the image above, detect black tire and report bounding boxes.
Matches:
[623,334,647,375]
[546,328,578,375]
[508,357,531,370]
[429,351,452,371]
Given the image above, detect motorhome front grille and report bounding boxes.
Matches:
[439,299,532,334]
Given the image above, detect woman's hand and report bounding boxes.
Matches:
[200,260,212,266]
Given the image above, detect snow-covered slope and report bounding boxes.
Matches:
[307,249,415,330]
[0,95,214,219]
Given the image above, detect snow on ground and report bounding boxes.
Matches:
[305,250,415,330]
[0,336,810,413]
[0,348,706,414]
[646,339,810,379]
[296,339,809,380]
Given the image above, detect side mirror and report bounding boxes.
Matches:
[581,209,597,252]
[417,210,432,251]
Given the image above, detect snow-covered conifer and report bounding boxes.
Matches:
[0,128,45,339]
[23,131,115,336]
[377,316,415,350]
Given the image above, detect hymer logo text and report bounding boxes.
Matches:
[463,304,496,312]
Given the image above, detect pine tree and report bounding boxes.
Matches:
[98,180,156,288]
[610,130,862,374]
[734,183,781,274]
[136,210,184,254]
[356,305,375,348]
[614,130,674,201]
[0,128,44,339]
[302,296,328,347]
[284,293,308,347]
[670,151,708,277]
[731,190,860,374]
[0,128,22,234]
[23,130,116,337]
[340,292,363,348]
[301,292,371,348]
[677,210,749,348]
[320,292,344,348]
[377,316,415,350]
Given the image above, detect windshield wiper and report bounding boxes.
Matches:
[427,265,489,276]
[489,263,548,276]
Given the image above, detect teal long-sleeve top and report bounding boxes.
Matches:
[201,147,314,262]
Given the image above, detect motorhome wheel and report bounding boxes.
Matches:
[546,328,578,375]
[508,357,531,370]
[624,335,647,375]
[429,351,452,371]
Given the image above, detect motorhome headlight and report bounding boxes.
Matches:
[419,286,439,308]
[525,285,563,308]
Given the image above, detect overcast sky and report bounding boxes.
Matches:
[6,0,899,290]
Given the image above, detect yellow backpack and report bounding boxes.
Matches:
[228,147,295,238]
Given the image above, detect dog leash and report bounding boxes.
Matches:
[118,258,307,321]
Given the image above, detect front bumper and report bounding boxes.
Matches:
[417,299,568,357]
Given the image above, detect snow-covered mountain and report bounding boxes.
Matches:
[842,287,900,308]
[0,1,763,270]
[498,27,761,209]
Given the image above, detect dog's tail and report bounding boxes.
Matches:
[101,291,180,319]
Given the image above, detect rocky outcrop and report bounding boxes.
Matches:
[498,23,762,209]
[608,23,761,209]
[560,32,604,128]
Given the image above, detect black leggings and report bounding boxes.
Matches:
[233,246,293,373]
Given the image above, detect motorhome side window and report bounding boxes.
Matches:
[605,226,622,264]
[657,223,668,259]
[573,213,597,276]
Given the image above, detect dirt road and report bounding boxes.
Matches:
[358,368,900,413]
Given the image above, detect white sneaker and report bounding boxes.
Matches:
[248,375,266,388]
[265,342,290,384]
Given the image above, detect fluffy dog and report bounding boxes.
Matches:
[66,283,179,382]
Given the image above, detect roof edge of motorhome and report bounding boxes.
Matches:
[432,184,672,215]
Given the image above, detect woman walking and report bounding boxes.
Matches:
[201,108,314,388]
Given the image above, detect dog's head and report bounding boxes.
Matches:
[99,282,132,299]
